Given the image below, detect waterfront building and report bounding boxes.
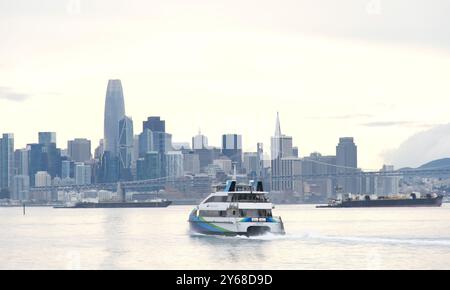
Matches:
[11,175,30,201]
[34,171,52,187]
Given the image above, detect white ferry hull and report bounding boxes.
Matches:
[189,210,285,236]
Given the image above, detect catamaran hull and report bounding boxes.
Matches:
[189,211,285,236]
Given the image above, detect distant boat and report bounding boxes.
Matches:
[316,192,443,208]
[54,182,171,208]
[54,199,171,209]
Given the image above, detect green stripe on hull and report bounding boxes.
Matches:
[198,216,233,233]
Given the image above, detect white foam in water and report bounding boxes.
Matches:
[312,235,450,247]
[190,231,450,247]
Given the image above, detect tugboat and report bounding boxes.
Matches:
[316,192,443,208]
[188,179,285,236]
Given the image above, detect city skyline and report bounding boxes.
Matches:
[3,1,450,169]
[0,77,449,171]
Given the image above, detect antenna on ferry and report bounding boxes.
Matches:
[232,164,237,181]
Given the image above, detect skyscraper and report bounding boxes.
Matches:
[243,152,261,177]
[94,139,104,160]
[143,116,165,133]
[104,79,125,157]
[118,116,134,181]
[61,160,73,179]
[11,175,30,201]
[183,151,200,175]
[67,138,91,162]
[139,117,172,153]
[38,132,56,146]
[99,151,119,183]
[28,140,61,184]
[0,133,14,192]
[136,152,161,181]
[74,162,92,185]
[270,113,299,193]
[34,171,52,187]
[221,134,242,169]
[14,148,29,176]
[336,137,359,194]
[192,131,208,149]
[139,116,172,179]
[271,113,293,160]
[301,152,336,199]
[165,151,184,180]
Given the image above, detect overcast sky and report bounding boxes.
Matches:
[1,0,450,169]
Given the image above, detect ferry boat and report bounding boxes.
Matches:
[188,180,285,236]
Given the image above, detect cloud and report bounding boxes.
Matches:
[0,87,30,102]
[382,123,450,168]
[310,114,374,120]
[362,121,435,128]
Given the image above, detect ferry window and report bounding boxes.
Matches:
[231,194,267,202]
[204,196,228,203]
[199,210,226,217]
[239,209,272,217]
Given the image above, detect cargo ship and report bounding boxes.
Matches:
[316,192,443,208]
[54,199,171,208]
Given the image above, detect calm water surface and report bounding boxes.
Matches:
[1,204,450,269]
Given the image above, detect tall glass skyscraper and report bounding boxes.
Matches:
[38,132,56,146]
[67,138,91,162]
[0,133,14,191]
[104,79,125,157]
[336,137,360,194]
[118,116,134,181]
[221,134,242,168]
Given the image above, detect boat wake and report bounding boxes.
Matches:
[309,234,450,247]
[190,231,450,247]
